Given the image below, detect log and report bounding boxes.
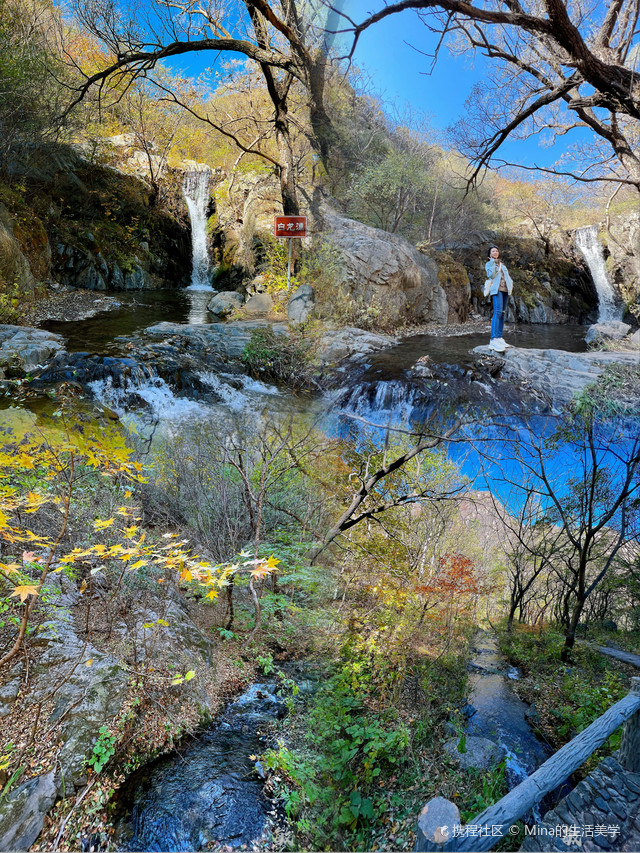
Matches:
[444,686,640,852]
[619,677,640,773]
[415,797,460,851]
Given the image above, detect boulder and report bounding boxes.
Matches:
[0,204,37,296]
[443,736,506,771]
[244,292,273,315]
[0,325,65,372]
[208,291,244,318]
[316,327,398,363]
[415,796,460,851]
[630,329,640,346]
[585,320,631,345]
[124,264,150,290]
[0,769,58,852]
[472,344,640,409]
[288,284,314,324]
[246,274,268,295]
[75,263,106,291]
[322,205,448,326]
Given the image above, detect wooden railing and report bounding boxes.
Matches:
[416,677,640,852]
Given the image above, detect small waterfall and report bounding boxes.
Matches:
[89,371,207,422]
[329,378,448,436]
[575,226,620,322]
[88,366,279,423]
[198,372,279,411]
[183,169,212,291]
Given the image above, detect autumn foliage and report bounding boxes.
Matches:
[0,403,278,669]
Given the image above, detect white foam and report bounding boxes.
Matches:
[89,375,207,422]
[183,170,212,291]
[337,379,418,426]
[576,226,621,322]
[198,372,279,411]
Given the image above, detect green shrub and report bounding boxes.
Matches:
[87,726,116,774]
[242,327,320,390]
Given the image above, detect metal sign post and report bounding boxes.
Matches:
[286,237,293,291]
[274,215,307,291]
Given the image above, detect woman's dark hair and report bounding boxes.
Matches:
[487,246,499,259]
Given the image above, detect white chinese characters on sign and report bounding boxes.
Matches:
[274,215,307,238]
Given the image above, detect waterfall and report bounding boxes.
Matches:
[89,372,207,422]
[183,169,212,290]
[575,226,620,322]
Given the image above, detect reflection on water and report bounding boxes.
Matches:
[41,290,219,355]
[359,324,587,381]
[186,288,214,324]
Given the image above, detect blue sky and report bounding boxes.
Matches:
[165,0,590,173]
[340,0,589,171]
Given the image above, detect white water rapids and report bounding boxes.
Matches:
[88,371,279,429]
[575,226,620,323]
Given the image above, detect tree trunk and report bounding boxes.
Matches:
[561,598,585,662]
[274,101,299,216]
[306,50,337,173]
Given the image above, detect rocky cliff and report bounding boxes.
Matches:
[0,143,192,319]
[440,232,598,325]
[603,211,640,319]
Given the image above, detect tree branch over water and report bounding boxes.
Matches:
[310,417,463,562]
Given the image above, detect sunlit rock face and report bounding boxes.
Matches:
[320,204,448,327]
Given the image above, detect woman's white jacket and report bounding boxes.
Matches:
[485,259,513,296]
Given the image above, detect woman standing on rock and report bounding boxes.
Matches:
[485,246,513,352]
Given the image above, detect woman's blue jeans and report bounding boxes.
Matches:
[491,292,508,339]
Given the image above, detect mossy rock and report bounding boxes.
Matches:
[433,251,471,322]
[13,216,50,281]
[435,251,470,289]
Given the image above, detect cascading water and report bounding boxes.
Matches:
[575,226,620,322]
[183,169,212,291]
[88,366,280,426]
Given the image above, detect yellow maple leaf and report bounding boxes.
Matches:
[93,517,114,530]
[250,566,270,579]
[10,584,39,602]
[130,559,147,569]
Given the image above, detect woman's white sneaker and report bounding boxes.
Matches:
[497,337,512,348]
[489,338,506,352]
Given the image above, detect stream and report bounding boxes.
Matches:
[24,293,590,849]
[113,681,287,851]
[467,631,548,783]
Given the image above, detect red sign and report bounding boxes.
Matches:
[274,215,307,238]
